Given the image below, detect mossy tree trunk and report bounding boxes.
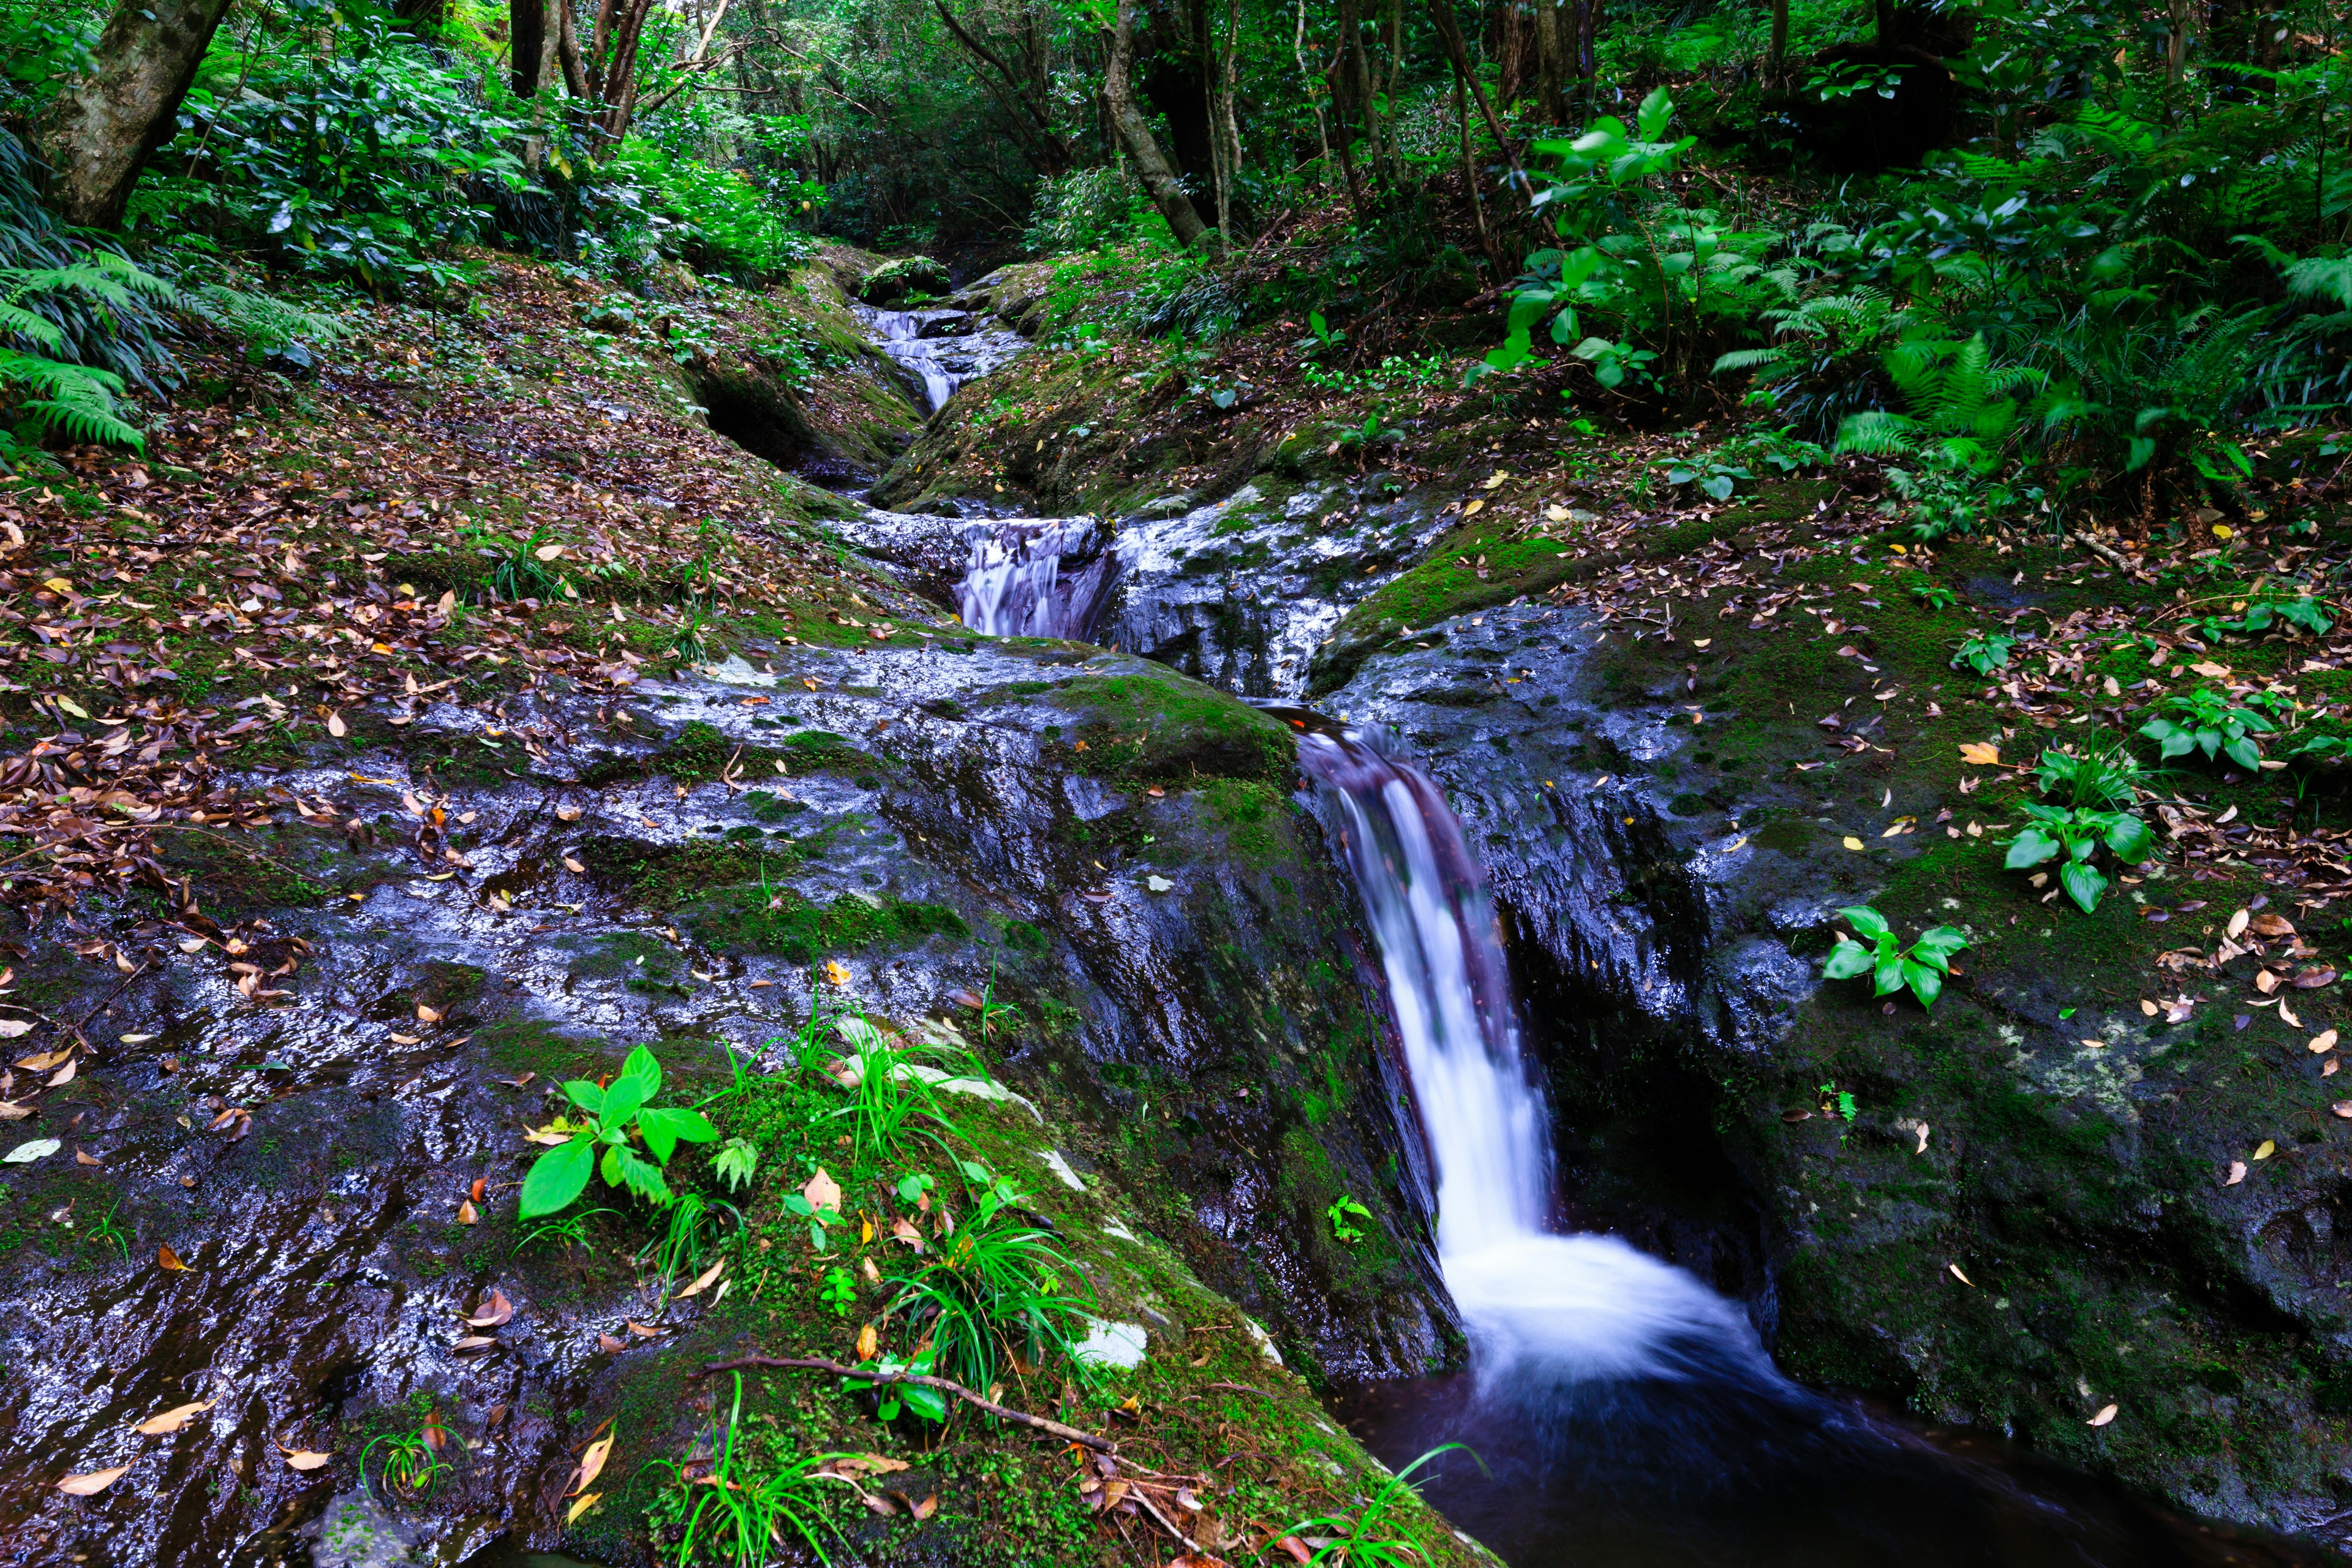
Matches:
[1102,0,1212,249]
[38,0,235,229]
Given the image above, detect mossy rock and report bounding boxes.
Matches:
[1041,669,1294,785]
[858,255,952,305]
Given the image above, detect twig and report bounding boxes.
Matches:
[1202,1380,1274,1400]
[2069,530,2136,573]
[693,1354,1117,1451]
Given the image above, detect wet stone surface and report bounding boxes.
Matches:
[0,637,1447,1565]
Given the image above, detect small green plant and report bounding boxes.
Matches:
[1663,453,1753,501]
[2139,685,2281,771]
[817,1267,858,1316]
[895,1172,938,1207]
[514,1205,618,1255]
[2003,802,2154,914]
[1298,309,1347,355]
[2186,595,2334,644]
[518,1046,718,1219]
[1282,1444,1464,1568]
[360,1423,453,1501]
[712,1136,758,1192]
[2033,742,2146,812]
[1821,904,1968,1011]
[820,1013,970,1172]
[642,1190,741,1292]
[1816,1081,1858,1121]
[885,1170,1096,1395]
[654,1374,850,1566]
[1952,631,2018,676]
[781,1180,845,1254]
[1326,1194,1373,1245]
[81,1200,130,1261]
[1912,579,1957,611]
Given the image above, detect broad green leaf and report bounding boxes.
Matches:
[1874,952,1904,997]
[518,1134,595,1219]
[1902,960,1943,1011]
[902,1384,949,1422]
[598,1072,648,1131]
[1636,86,1675,141]
[620,1043,662,1099]
[1912,926,1970,965]
[636,1106,717,1163]
[2223,737,2262,771]
[563,1079,605,1116]
[1823,940,1874,980]
[2059,859,2108,914]
[2004,829,2061,869]
[1838,905,1891,940]
[2104,814,2154,862]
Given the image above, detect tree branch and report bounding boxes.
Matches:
[693,1354,1118,1452]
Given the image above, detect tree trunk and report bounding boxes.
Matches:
[1768,0,1788,70]
[512,0,548,95]
[1530,0,1568,126]
[39,0,236,229]
[1424,0,1528,200]
[1102,0,1212,247]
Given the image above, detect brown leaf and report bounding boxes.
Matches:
[58,1466,130,1496]
[279,1442,333,1472]
[2087,1404,2118,1427]
[450,1335,499,1352]
[556,804,583,822]
[856,1321,879,1360]
[567,1491,601,1524]
[2250,914,2297,938]
[133,1400,216,1435]
[676,1258,726,1299]
[889,1216,925,1253]
[464,1288,514,1327]
[802,1167,842,1213]
[75,1148,101,1167]
[597,1332,625,1352]
[625,1319,665,1338]
[826,1453,912,1480]
[157,1243,187,1272]
[455,1199,478,1225]
[2296,967,2339,990]
[1276,1537,1313,1564]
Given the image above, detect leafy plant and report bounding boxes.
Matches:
[1912,579,1957,611]
[2033,742,2146,812]
[884,1169,1096,1395]
[2139,685,2280,771]
[515,1205,619,1255]
[641,1189,740,1292]
[1822,905,1968,1011]
[1952,631,2018,676]
[1281,1444,1463,1568]
[361,1423,453,1501]
[2187,595,2334,644]
[81,1200,131,1261]
[712,1136,758,1192]
[822,1014,959,1172]
[1664,454,1753,501]
[1836,334,2043,537]
[518,1046,718,1219]
[817,1267,858,1316]
[2003,802,2154,913]
[781,1180,845,1254]
[1,255,176,454]
[1298,308,1347,355]
[1327,1194,1373,1245]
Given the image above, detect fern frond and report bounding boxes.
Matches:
[0,348,142,451]
[1834,409,1919,456]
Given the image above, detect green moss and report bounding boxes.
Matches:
[684,887,968,961]
[1042,669,1293,785]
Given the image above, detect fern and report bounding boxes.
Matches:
[0,349,141,452]
[181,282,346,356]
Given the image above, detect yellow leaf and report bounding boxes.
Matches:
[1958,742,2000,766]
[1841,836,1864,851]
[2254,1139,2277,1160]
[677,1258,725,1298]
[1948,1264,1972,1286]
[157,1243,188,1271]
[58,1465,130,1496]
[133,1400,216,1435]
[824,960,851,987]
[568,1434,614,1496]
[2087,1404,2118,1427]
[54,696,90,720]
[2312,1030,2340,1054]
[567,1491,601,1525]
[1462,499,1485,516]
[856,1321,880,1359]
[2139,999,2158,1017]
[282,1446,334,1472]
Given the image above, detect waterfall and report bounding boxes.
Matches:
[1299,723,1780,1390]
[954,518,1118,641]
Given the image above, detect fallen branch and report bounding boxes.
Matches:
[2070,531,2135,574]
[693,1354,1117,1452]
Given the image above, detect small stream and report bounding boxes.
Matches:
[853,304,1024,413]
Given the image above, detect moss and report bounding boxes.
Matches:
[153,824,345,917]
[1041,669,1293,785]
[684,888,969,962]
[643,720,878,785]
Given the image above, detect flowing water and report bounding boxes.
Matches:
[953,515,1118,639]
[1297,720,2335,1568]
[855,305,1025,413]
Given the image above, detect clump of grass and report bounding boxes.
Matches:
[651,1373,853,1565]
[1282,1444,1466,1567]
[885,1165,1096,1395]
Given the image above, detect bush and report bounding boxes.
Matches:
[1023,165,1149,255]
[610,138,814,282]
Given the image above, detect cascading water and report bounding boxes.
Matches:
[954,516,1119,640]
[1299,723,1778,1390]
[1303,722,2310,1567]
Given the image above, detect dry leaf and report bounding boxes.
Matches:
[464,1289,514,1327]
[57,1466,130,1496]
[597,1332,625,1352]
[556,804,583,822]
[856,1321,880,1360]
[75,1148,100,1167]
[133,1400,215,1435]
[677,1259,725,1298]
[567,1491,601,1524]
[326,711,347,737]
[279,1442,333,1472]
[2226,909,2250,940]
[802,1167,842,1213]
[824,960,852,987]
[157,1243,187,1272]
[1842,836,1864,851]
[1957,742,2000,766]
[890,1216,925,1253]
[451,1335,498,1352]
[2311,1030,2339,1054]
[416,1004,443,1023]
[14,1047,69,1071]
[2282,1001,2304,1028]
[2225,1161,2247,1186]
[2255,1139,2277,1159]
[570,1434,615,1495]
[2087,1404,2118,1427]
[625,1319,665,1338]
[1948,1263,1973,1286]
[2250,914,2297,938]
[455,1199,478,1225]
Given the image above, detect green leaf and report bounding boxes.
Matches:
[2059,859,2108,914]
[1823,940,1874,980]
[518,1134,595,1220]
[1636,86,1675,142]
[2103,813,2154,862]
[1902,960,1944,1011]
[1911,926,1970,966]
[599,1072,648,1131]
[608,1146,673,1206]
[901,1384,949,1422]
[563,1079,606,1117]
[2223,736,2262,771]
[1874,952,1905,997]
[620,1043,663,1099]
[635,1105,717,1164]
[2004,829,2062,869]
[1838,905,1891,940]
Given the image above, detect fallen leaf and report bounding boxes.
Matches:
[450,1335,498,1352]
[597,1332,625,1352]
[13,1047,69,1071]
[2255,1139,2278,1159]
[6,1137,59,1163]
[625,1319,665,1338]
[677,1259,725,1298]
[802,1167,842,1213]
[556,804,584,822]
[856,1321,879,1360]
[562,856,586,873]
[464,1289,514,1327]
[326,711,347,737]
[824,960,851,987]
[1276,1537,1313,1564]
[890,1216,925,1253]
[2140,999,2158,1017]
[2297,967,2339,990]
[416,1004,443,1023]
[2225,1161,2247,1186]
[1958,742,2000,766]
[567,1491,601,1525]
[570,1434,615,1495]
[2312,1030,2339,1054]
[1948,1263,1973,1286]
[58,1466,130,1496]
[2283,1001,2304,1028]
[2250,913,2297,938]
[2087,1404,2118,1427]
[456,1199,478,1225]
[279,1442,333,1472]
[0,1020,32,1039]
[1842,836,1864,851]
[2226,909,2250,940]
[133,1400,216,1435]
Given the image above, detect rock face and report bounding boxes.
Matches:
[0,638,1449,1564]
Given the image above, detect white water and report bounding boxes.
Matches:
[1300,725,1779,1390]
[954,517,1117,640]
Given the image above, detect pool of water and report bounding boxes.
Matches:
[1335,1369,2345,1568]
